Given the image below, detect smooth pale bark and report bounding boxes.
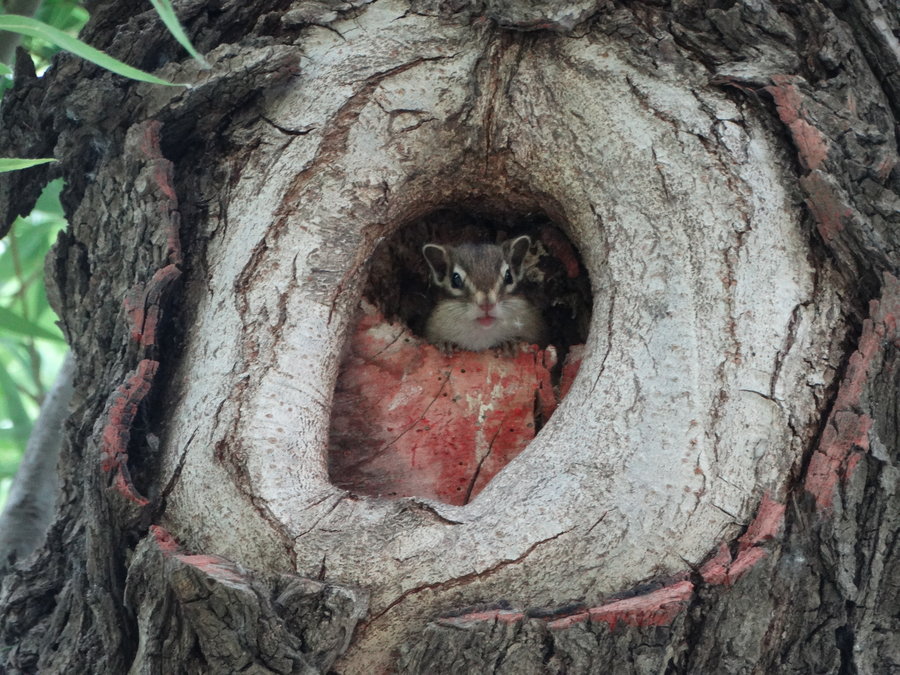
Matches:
[0,0,897,673]
[158,6,846,668]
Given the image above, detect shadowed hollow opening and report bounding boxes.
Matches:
[327,205,592,505]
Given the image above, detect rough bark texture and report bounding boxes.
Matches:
[0,0,897,673]
[151,4,845,668]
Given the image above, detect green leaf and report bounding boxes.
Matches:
[149,0,210,68]
[0,215,65,292]
[34,178,65,215]
[0,15,183,87]
[0,63,12,76]
[17,0,91,68]
[0,361,31,448]
[0,228,50,287]
[0,478,13,510]
[38,0,91,34]
[0,435,25,475]
[0,339,36,385]
[0,431,24,459]
[0,158,57,173]
[0,305,65,342]
[23,279,51,326]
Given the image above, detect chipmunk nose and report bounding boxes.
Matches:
[479,301,495,313]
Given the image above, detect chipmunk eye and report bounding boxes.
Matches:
[451,272,463,289]
[504,269,513,285]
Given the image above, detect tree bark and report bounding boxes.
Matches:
[0,0,897,673]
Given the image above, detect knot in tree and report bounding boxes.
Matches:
[1,1,898,673]
[329,210,590,505]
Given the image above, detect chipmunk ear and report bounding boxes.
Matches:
[422,243,450,283]
[504,235,531,276]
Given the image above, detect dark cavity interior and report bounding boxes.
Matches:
[326,206,593,505]
[364,207,592,368]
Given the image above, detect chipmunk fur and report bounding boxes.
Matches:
[421,235,544,352]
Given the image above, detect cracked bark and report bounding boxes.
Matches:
[0,0,897,673]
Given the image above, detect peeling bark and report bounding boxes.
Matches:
[0,0,897,672]
[124,526,368,674]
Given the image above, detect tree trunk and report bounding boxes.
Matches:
[0,352,73,571]
[1,1,897,672]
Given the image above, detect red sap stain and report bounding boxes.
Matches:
[328,304,579,505]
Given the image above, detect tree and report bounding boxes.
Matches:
[1,0,898,672]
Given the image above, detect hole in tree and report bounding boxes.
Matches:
[327,204,592,505]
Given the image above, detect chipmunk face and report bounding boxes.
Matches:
[421,235,544,351]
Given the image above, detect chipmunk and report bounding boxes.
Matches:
[421,235,544,352]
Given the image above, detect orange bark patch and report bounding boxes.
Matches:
[99,359,158,506]
[699,543,733,586]
[124,263,182,347]
[138,120,182,265]
[586,580,694,629]
[803,277,899,509]
[803,276,900,509]
[547,581,694,630]
[800,171,852,243]
[737,492,786,550]
[767,74,829,171]
[150,525,246,582]
[700,493,785,586]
